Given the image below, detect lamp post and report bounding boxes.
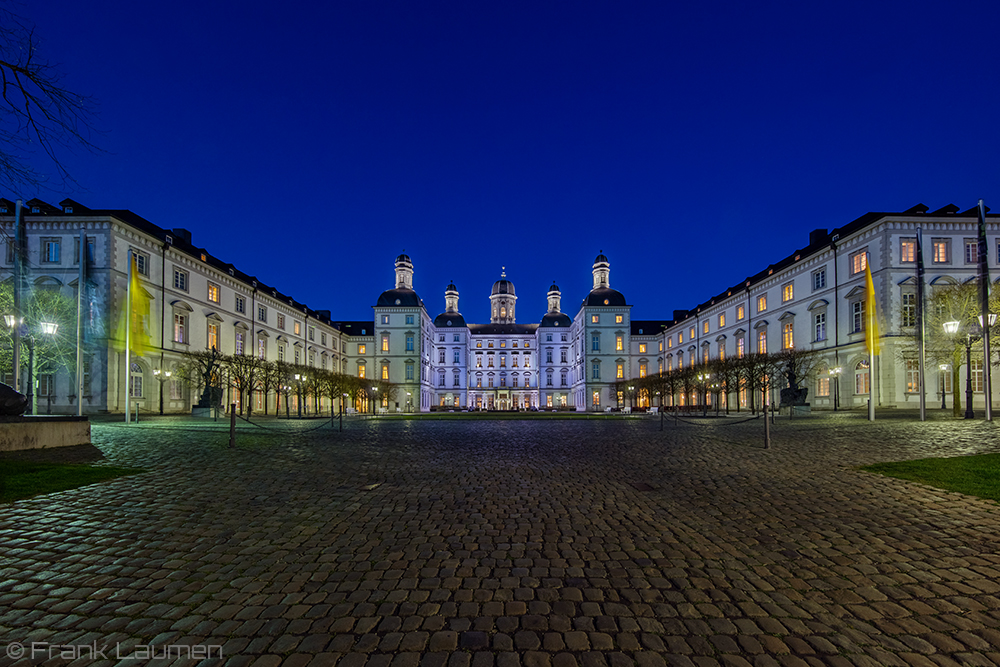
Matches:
[341,392,347,430]
[939,364,949,410]
[944,321,974,419]
[829,367,842,411]
[153,368,172,415]
[979,313,997,422]
[406,391,412,413]
[372,386,378,415]
[697,373,710,417]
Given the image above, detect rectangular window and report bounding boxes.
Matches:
[406,364,414,380]
[406,314,414,325]
[547,395,553,407]
[615,314,623,324]
[757,330,766,353]
[850,250,868,275]
[593,391,600,407]
[208,322,219,350]
[294,321,301,335]
[130,373,143,398]
[546,350,553,363]
[500,356,506,368]
[454,350,460,363]
[782,322,793,349]
[131,249,149,276]
[638,343,646,354]
[308,326,315,341]
[547,373,554,386]
[358,344,366,354]
[208,283,220,303]
[901,293,916,327]
[41,238,60,263]
[406,335,414,352]
[258,338,266,359]
[278,345,285,362]
[454,372,460,387]
[689,326,695,340]
[932,239,949,263]
[173,268,188,291]
[294,348,300,364]
[900,238,916,263]
[170,379,183,400]
[277,314,285,330]
[717,342,725,361]
[591,315,599,324]
[74,237,95,264]
[757,295,767,313]
[235,295,245,313]
[382,335,390,352]
[703,320,709,334]
[972,359,984,392]
[965,239,979,264]
[678,332,683,344]
[852,301,865,333]
[616,363,624,379]
[782,282,793,302]
[814,312,826,341]
[906,359,919,393]
[381,314,390,325]
[37,373,54,397]
[235,332,244,355]
[736,337,745,358]
[592,335,600,352]
[321,333,327,346]
[815,377,830,397]
[737,305,745,320]
[382,365,389,380]
[812,269,826,291]
[616,335,623,351]
[639,363,647,378]
[258,305,268,322]
[561,372,567,386]
[358,364,366,379]
[592,362,600,380]
[174,313,186,343]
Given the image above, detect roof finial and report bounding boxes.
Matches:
[501,266,506,278]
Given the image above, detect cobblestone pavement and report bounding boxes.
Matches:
[2,413,1000,667]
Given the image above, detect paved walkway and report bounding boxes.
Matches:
[2,413,1000,667]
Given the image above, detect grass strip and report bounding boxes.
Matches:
[862,453,1000,503]
[0,460,145,503]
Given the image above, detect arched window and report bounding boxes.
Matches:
[500,306,507,318]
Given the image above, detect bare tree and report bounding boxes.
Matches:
[0,4,102,192]
[224,352,265,417]
[710,357,741,414]
[256,360,282,415]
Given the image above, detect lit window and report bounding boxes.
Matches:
[639,343,646,354]
[616,335,623,351]
[816,377,830,397]
[855,360,869,394]
[639,363,647,378]
[737,305,745,320]
[358,344,366,354]
[477,341,482,348]
[500,356,506,367]
[294,321,301,335]
[678,332,683,344]
[965,239,979,264]
[850,250,868,275]
[382,365,389,380]
[358,364,366,379]
[782,283,793,302]
[668,337,673,349]
[488,357,494,368]
[174,313,187,343]
[757,295,767,313]
[905,359,919,393]
[757,330,767,353]
[615,315,623,323]
[972,359,984,392]
[382,335,390,352]
[208,323,219,350]
[736,337,744,358]
[208,283,220,303]
[689,327,695,339]
[592,391,600,407]
[782,322,793,349]
[719,313,726,327]
[900,239,916,263]
[500,341,506,348]
[703,320,709,334]
[592,314,599,324]
[932,239,949,263]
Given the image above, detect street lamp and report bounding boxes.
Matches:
[697,373,710,416]
[372,386,378,415]
[153,368,172,415]
[829,367,842,411]
[22,321,58,415]
[939,364,949,410]
[944,320,975,419]
[406,391,412,413]
[979,313,997,423]
[341,392,348,430]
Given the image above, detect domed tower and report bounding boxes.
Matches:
[434,281,467,328]
[490,268,517,324]
[592,251,610,289]
[444,282,459,313]
[395,253,414,289]
[546,282,562,314]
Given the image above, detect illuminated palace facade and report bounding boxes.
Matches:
[2,198,998,414]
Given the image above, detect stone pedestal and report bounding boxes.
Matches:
[0,416,91,452]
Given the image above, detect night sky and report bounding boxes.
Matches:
[22,0,1000,324]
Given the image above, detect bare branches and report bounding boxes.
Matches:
[0,4,101,193]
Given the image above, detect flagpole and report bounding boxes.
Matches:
[978,200,992,421]
[125,250,132,424]
[76,229,86,416]
[916,228,926,421]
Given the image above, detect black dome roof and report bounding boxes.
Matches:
[377,288,421,307]
[539,312,572,328]
[594,253,609,264]
[583,287,626,307]
[433,312,467,328]
[548,283,560,292]
[491,279,514,296]
[396,253,412,263]
[446,282,458,292]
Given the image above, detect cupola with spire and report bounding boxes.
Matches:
[490,268,517,323]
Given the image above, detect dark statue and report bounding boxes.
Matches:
[780,365,809,407]
[195,348,223,409]
[0,382,29,416]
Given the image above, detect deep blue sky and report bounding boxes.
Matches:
[23,0,1000,323]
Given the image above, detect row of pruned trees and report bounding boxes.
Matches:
[614,348,821,415]
[173,349,397,418]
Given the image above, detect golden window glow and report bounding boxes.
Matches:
[381,365,389,380]
[616,335,623,351]
[659,341,663,352]
[591,314,599,323]
[381,336,389,352]
[737,337,745,357]
[678,332,683,343]
[358,344,366,354]
[782,283,793,302]
[207,283,220,303]
[476,357,482,367]
[737,305,745,320]
[758,330,767,353]
[524,342,529,347]
[615,315,623,323]
[500,356,506,367]
[932,240,948,263]
[782,322,794,349]
[294,321,301,335]
[476,341,482,348]
[524,357,529,367]
[488,341,494,348]
[689,327,695,339]
[719,313,726,327]
[500,341,506,348]
[851,250,868,274]
[668,337,672,349]
[616,363,624,379]
[639,363,647,378]
[488,357,494,367]
[358,365,366,378]
[639,343,646,353]
[703,321,709,334]
[208,323,219,350]
[757,295,767,312]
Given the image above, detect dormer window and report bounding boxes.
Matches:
[31,206,39,213]
[165,235,173,244]
[64,206,73,213]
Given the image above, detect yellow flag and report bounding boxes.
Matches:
[864,262,880,356]
[115,255,153,356]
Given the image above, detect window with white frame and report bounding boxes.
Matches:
[901,292,916,327]
[855,360,870,394]
[235,295,245,313]
[174,313,187,343]
[965,239,979,264]
[812,268,826,291]
[850,250,867,275]
[972,359,984,392]
[782,282,793,302]
[41,237,60,263]
[852,300,865,333]
[814,312,826,342]
[815,377,830,397]
[905,359,919,393]
[173,267,188,291]
[258,305,267,322]
[900,238,916,263]
[781,322,793,350]
[932,239,949,263]
[277,314,285,329]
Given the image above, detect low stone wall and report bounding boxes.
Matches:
[0,416,91,452]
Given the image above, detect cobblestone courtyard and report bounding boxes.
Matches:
[2,413,1000,667]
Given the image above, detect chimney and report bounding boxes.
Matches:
[809,228,828,247]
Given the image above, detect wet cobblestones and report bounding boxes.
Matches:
[1,413,1000,666]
